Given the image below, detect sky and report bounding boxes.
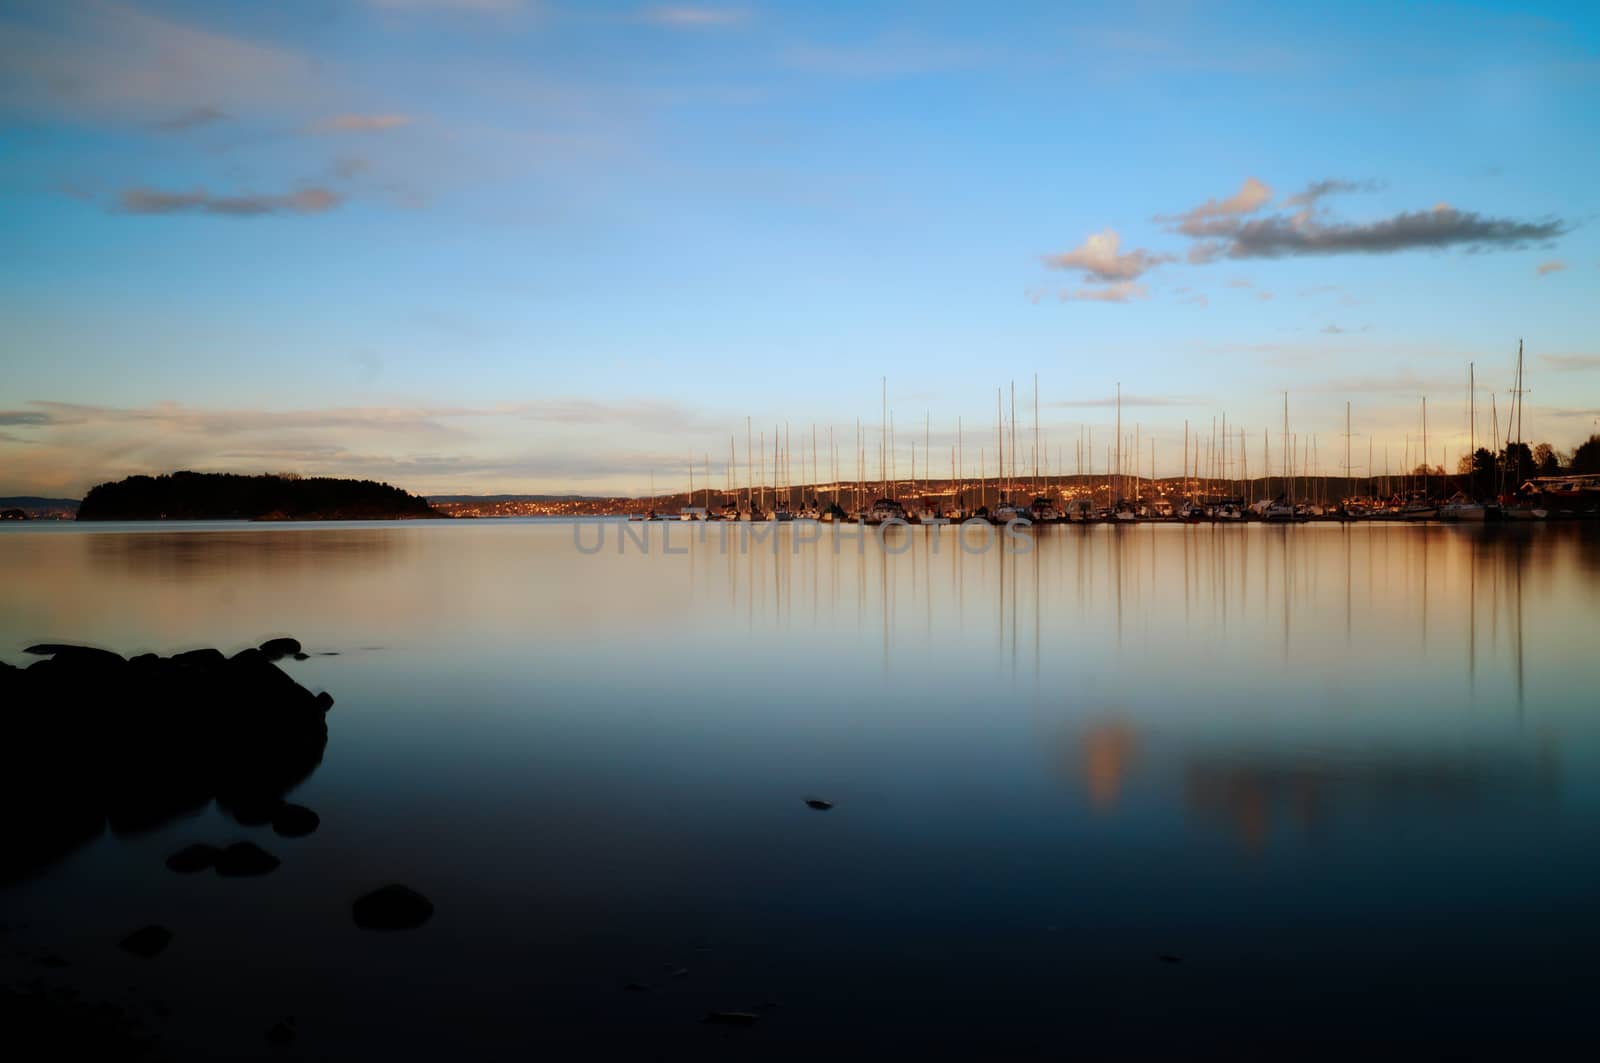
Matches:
[2,0,1597,498]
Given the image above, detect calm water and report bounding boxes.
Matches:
[4,519,1600,1058]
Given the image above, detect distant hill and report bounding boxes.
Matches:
[0,497,79,520]
[0,497,80,510]
[427,494,599,503]
[77,472,444,521]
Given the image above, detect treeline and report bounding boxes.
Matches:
[77,472,443,521]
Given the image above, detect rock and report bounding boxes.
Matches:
[265,1019,295,1046]
[164,843,221,873]
[271,804,319,838]
[170,647,227,671]
[623,982,651,992]
[118,925,172,959]
[259,638,302,660]
[214,842,280,877]
[352,884,433,930]
[703,1011,759,1026]
[804,798,834,811]
[0,641,331,884]
[227,800,281,827]
[1157,954,1182,965]
[292,653,309,661]
[314,691,334,712]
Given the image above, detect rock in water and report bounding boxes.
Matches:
[352,884,433,930]
[804,798,834,811]
[271,804,319,838]
[259,637,302,660]
[165,843,221,873]
[214,842,281,877]
[703,1011,759,1026]
[118,925,172,958]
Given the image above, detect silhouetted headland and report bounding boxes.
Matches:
[0,640,333,883]
[76,471,444,521]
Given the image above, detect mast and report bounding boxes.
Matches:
[1033,373,1040,496]
[881,377,887,499]
[746,416,753,512]
[958,416,964,512]
[1010,379,1017,504]
[1115,382,1122,503]
[996,388,1003,504]
[1422,396,1429,497]
[1282,393,1290,503]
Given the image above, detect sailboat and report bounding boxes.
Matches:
[1440,364,1486,521]
[1502,341,1548,521]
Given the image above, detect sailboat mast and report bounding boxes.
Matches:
[1422,396,1429,496]
[1115,382,1122,503]
[881,377,887,499]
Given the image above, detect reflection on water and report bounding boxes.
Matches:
[3,519,1599,1055]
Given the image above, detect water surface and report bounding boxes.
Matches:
[4,519,1598,1057]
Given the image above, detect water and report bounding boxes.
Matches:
[3,519,1599,1058]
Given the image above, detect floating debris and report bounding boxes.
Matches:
[164,844,221,874]
[352,884,433,930]
[270,804,319,838]
[804,798,834,811]
[214,842,280,877]
[118,925,172,959]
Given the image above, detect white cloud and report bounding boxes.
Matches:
[1057,282,1148,303]
[1042,229,1171,283]
[1160,177,1273,236]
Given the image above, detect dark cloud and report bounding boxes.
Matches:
[0,410,54,426]
[1214,206,1568,260]
[148,106,228,132]
[117,186,341,216]
[1283,178,1380,207]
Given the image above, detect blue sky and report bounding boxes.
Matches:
[2,0,1597,496]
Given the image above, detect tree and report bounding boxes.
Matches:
[1572,434,1600,475]
[1466,447,1495,497]
[1533,443,1561,476]
[1501,442,1535,482]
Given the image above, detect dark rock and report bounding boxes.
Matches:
[169,647,227,672]
[165,843,221,873]
[118,925,172,959]
[226,799,281,827]
[352,884,433,930]
[259,637,301,660]
[214,842,280,876]
[292,652,309,661]
[271,804,319,838]
[804,798,834,811]
[703,1011,759,1026]
[265,1018,295,1046]
[1157,954,1182,964]
[314,691,334,712]
[623,982,651,992]
[1,641,330,884]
